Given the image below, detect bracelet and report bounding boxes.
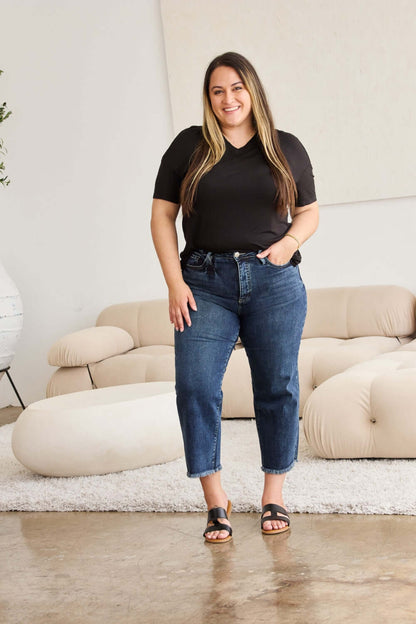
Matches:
[284,233,300,249]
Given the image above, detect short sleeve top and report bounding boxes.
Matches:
[153,126,317,263]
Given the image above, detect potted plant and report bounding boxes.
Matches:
[0,69,24,407]
[0,69,12,186]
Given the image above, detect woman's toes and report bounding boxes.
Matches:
[214,530,228,540]
[262,514,288,531]
[205,520,231,540]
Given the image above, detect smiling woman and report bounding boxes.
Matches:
[151,51,319,544]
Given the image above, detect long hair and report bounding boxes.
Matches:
[180,51,298,218]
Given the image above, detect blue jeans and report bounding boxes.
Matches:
[175,250,307,478]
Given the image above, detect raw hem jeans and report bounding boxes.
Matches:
[174,250,307,478]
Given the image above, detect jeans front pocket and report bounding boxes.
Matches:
[183,250,212,272]
[263,257,292,269]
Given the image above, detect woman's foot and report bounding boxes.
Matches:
[200,473,232,541]
[204,496,232,541]
[262,472,289,531]
[261,498,289,531]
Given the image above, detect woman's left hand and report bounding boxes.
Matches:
[256,236,298,266]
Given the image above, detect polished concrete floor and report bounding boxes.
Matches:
[0,405,22,426]
[1,511,416,623]
[1,407,416,623]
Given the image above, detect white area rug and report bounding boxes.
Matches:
[1,419,415,514]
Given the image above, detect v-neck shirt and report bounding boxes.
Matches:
[223,132,258,151]
[153,125,317,263]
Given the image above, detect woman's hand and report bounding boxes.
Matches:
[150,199,198,332]
[169,280,198,332]
[256,236,298,266]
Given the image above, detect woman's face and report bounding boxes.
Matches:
[208,65,253,132]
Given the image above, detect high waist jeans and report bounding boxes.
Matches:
[175,250,307,478]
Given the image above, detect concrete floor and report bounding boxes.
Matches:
[1,407,416,623]
[0,405,22,426]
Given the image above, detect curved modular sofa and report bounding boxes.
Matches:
[45,285,416,458]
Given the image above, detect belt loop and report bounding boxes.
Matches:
[206,251,215,275]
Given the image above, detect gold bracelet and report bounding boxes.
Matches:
[284,233,300,249]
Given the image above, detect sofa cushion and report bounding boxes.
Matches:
[298,335,405,415]
[48,326,134,367]
[302,339,416,458]
[91,349,175,388]
[303,285,416,339]
[96,300,173,347]
[46,366,93,398]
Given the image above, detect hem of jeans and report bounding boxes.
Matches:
[187,465,222,479]
[261,458,297,475]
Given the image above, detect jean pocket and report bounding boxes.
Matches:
[263,257,292,269]
[184,251,210,271]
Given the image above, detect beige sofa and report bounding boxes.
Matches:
[303,338,416,458]
[47,285,416,433]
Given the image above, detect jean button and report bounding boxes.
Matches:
[234,252,240,258]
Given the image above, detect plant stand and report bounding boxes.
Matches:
[0,367,25,409]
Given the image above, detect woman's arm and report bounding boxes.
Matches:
[150,198,197,332]
[257,200,319,265]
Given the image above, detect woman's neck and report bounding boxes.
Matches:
[221,125,257,149]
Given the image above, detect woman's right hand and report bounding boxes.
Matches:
[169,280,197,332]
[150,199,197,331]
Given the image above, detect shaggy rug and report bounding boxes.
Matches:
[1,419,415,514]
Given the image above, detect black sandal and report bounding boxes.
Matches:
[203,500,233,543]
[261,503,290,535]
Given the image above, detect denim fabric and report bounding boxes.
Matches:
[175,250,307,478]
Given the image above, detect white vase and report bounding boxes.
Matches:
[0,260,23,371]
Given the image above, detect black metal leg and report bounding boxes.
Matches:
[1,367,26,409]
[86,364,97,389]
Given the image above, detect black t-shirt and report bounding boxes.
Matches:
[153,126,317,263]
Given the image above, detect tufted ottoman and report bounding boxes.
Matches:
[302,340,416,458]
[11,381,184,477]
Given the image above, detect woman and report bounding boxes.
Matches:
[151,52,319,543]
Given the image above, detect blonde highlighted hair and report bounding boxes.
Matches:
[180,51,298,218]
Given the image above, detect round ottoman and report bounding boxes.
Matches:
[11,381,184,477]
[302,344,416,459]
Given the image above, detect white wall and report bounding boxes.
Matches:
[301,196,416,291]
[161,0,416,204]
[1,1,415,407]
[0,0,173,405]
